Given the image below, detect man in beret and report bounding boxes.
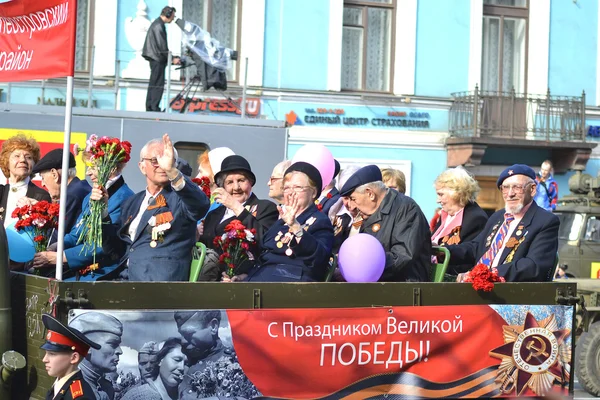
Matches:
[447,164,560,282]
[32,148,91,234]
[41,314,100,399]
[69,312,124,400]
[340,165,431,282]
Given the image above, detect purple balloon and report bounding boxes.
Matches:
[338,233,385,282]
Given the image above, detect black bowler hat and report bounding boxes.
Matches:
[32,149,76,174]
[334,160,341,179]
[214,155,256,187]
[285,161,323,198]
[339,165,383,197]
[496,164,536,187]
[41,314,100,356]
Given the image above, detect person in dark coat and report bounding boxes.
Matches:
[32,149,92,234]
[315,159,341,215]
[142,6,180,112]
[0,134,51,226]
[340,165,431,282]
[40,314,101,400]
[224,162,334,282]
[431,167,488,246]
[447,164,559,282]
[91,134,210,281]
[198,155,278,280]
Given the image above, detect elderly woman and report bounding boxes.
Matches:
[381,168,406,194]
[122,338,187,400]
[31,153,134,280]
[0,134,51,226]
[225,162,334,282]
[198,155,279,279]
[431,167,487,249]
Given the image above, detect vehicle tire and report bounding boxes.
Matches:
[575,321,600,396]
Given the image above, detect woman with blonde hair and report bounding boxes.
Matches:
[431,167,487,247]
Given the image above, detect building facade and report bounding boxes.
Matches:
[2,0,600,219]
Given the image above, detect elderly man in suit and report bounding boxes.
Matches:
[447,164,560,282]
[92,134,209,281]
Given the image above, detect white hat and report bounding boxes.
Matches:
[208,147,235,175]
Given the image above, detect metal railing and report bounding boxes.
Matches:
[449,85,587,141]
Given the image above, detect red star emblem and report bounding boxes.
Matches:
[285,111,298,126]
[489,312,570,396]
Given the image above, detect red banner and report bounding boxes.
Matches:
[0,0,77,82]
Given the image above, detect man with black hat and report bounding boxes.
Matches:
[32,149,91,234]
[447,164,559,282]
[41,313,100,399]
[340,165,431,282]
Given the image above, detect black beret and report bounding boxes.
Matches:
[32,149,76,174]
[339,165,383,197]
[496,164,536,187]
[285,161,323,198]
[334,159,341,179]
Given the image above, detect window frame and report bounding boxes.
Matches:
[75,0,95,74]
[482,0,529,93]
[181,0,243,83]
[342,0,396,93]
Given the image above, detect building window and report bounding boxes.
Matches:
[481,0,528,92]
[75,0,93,72]
[341,0,394,92]
[182,0,241,81]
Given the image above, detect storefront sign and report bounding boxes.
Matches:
[286,107,431,129]
[170,97,261,117]
[37,96,97,108]
[67,305,571,399]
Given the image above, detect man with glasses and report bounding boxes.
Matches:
[267,160,291,204]
[447,164,559,282]
[91,134,210,281]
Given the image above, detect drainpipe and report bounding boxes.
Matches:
[0,224,26,396]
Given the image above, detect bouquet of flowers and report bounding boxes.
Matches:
[192,176,212,198]
[213,220,257,278]
[11,201,60,253]
[77,135,132,264]
[188,354,261,398]
[462,263,506,292]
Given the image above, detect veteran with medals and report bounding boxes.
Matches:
[447,164,560,282]
[91,134,210,281]
[340,165,431,282]
[224,161,334,282]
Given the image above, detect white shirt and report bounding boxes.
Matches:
[4,177,30,228]
[52,369,80,398]
[106,174,122,189]
[317,188,333,203]
[128,190,157,241]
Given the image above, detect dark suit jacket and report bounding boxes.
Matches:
[432,201,488,245]
[46,370,96,400]
[318,187,341,215]
[447,201,559,282]
[360,189,431,282]
[63,177,92,234]
[247,204,334,282]
[199,193,278,251]
[0,180,51,220]
[102,176,210,281]
[63,178,134,281]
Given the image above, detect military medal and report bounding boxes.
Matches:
[372,223,381,232]
[516,230,522,236]
[277,242,283,248]
[150,241,157,248]
[285,248,293,256]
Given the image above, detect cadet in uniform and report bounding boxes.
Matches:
[41,314,100,400]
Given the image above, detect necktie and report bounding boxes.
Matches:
[478,213,515,267]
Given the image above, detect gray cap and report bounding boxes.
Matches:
[69,312,123,337]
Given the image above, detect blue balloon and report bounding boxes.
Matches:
[6,227,35,263]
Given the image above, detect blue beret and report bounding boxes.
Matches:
[496,164,536,187]
[340,165,383,197]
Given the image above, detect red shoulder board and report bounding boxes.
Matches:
[70,380,84,399]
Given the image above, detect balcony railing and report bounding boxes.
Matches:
[449,86,586,141]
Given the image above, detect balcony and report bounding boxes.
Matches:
[447,86,596,173]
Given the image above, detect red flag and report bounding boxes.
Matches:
[0,0,77,82]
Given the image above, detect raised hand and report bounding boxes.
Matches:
[89,184,108,206]
[157,133,176,174]
[278,193,300,226]
[212,188,243,215]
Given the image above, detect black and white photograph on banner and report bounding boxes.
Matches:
[68,310,260,400]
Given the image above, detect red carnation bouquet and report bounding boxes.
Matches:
[213,220,257,278]
[77,135,132,264]
[192,176,211,198]
[12,201,60,252]
[462,263,506,292]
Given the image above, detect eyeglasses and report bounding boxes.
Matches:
[269,176,283,183]
[500,183,533,194]
[283,186,311,193]
[141,158,159,167]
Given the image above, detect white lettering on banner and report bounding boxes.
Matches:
[277,322,384,341]
[0,47,34,71]
[320,341,431,368]
[268,322,278,338]
[387,316,463,334]
[0,2,69,39]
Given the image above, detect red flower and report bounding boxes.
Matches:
[192,177,211,197]
[11,201,59,252]
[463,264,505,292]
[213,220,257,279]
